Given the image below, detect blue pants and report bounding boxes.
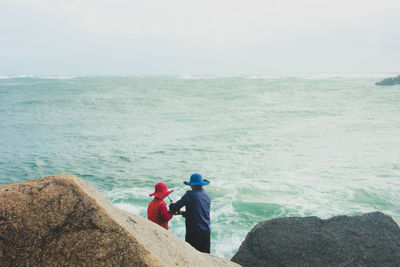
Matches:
[185,231,210,253]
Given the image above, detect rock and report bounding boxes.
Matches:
[0,174,239,267]
[231,212,400,267]
[375,75,400,86]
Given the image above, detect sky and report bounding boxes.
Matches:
[1,0,400,75]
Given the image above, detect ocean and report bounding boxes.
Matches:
[1,75,399,259]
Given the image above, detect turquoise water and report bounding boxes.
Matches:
[1,75,400,258]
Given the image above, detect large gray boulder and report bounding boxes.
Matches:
[232,212,400,266]
[0,174,239,267]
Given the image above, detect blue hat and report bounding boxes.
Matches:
[184,173,210,186]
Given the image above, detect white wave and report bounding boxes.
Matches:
[179,74,218,80]
[273,184,357,219]
[179,74,241,80]
[15,74,34,78]
[242,73,398,80]
[286,73,398,79]
[245,75,279,79]
[212,230,247,259]
[114,202,147,217]
[39,75,76,79]
[0,74,78,79]
[0,74,34,79]
[102,187,151,202]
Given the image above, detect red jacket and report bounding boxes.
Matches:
[147,198,173,229]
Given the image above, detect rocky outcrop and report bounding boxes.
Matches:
[375,75,400,86]
[232,212,400,267]
[0,174,238,267]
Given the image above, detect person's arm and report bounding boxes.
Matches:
[169,192,189,212]
[159,202,173,222]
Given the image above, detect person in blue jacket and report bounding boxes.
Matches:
[169,173,211,253]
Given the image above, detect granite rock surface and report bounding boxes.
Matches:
[231,212,400,267]
[0,174,239,267]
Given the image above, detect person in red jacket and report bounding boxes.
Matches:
[147,182,174,230]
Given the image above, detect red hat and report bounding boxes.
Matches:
[149,182,174,199]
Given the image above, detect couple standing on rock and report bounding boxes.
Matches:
[147,173,211,253]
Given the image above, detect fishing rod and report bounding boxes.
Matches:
[167,194,185,216]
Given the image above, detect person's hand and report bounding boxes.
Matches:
[173,209,183,215]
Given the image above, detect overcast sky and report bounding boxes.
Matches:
[1,0,399,75]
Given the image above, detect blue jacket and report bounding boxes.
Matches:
[170,188,210,233]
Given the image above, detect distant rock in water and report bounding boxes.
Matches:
[375,75,400,86]
[231,212,400,267]
[0,174,238,267]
